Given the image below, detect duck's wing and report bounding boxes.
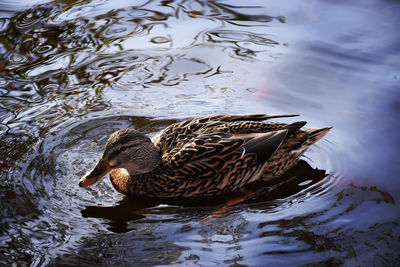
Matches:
[153,114,299,153]
[161,129,288,182]
[187,113,298,124]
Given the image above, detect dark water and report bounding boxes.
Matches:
[1,0,399,265]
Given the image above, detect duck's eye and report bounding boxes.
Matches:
[120,146,127,152]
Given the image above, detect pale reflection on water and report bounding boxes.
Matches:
[0,0,399,266]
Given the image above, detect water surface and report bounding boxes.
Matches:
[1,0,399,266]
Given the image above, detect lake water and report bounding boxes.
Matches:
[1,0,399,266]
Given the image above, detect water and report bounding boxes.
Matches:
[1,0,399,265]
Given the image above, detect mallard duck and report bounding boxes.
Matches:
[79,114,331,198]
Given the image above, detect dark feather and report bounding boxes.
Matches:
[284,121,307,136]
[244,130,288,164]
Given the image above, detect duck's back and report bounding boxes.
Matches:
[151,114,331,193]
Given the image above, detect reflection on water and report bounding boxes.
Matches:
[1,0,399,266]
[81,160,328,233]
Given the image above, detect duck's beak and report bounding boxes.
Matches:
[79,157,111,187]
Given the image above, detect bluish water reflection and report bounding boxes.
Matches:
[0,0,399,266]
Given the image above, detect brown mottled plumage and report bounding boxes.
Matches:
[79,114,331,198]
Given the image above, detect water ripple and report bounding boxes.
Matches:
[1,0,399,266]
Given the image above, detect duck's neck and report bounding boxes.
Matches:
[109,168,156,197]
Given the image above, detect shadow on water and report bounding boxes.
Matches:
[81,160,328,233]
[0,0,400,266]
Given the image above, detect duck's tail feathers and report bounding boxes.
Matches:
[284,121,307,136]
[304,127,332,145]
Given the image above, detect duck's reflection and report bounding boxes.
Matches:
[81,160,328,232]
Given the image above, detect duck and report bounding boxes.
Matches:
[78,114,331,198]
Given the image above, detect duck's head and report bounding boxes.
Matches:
[78,128,161,187]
